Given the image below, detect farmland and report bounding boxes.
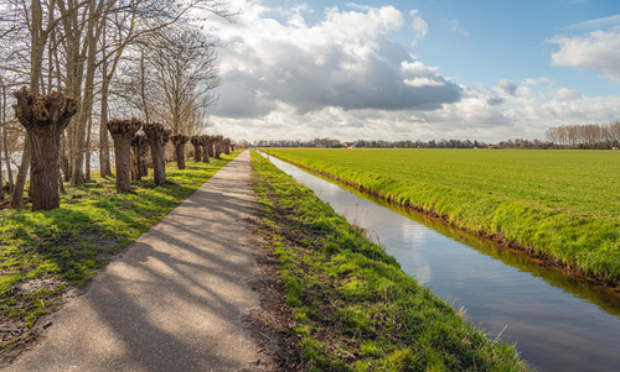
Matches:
[266,148,620,287]
[251,152,526,370]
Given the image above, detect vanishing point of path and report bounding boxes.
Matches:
[2,151,266,371]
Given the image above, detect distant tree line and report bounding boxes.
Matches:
[249,138,344,148]
[246,138,489,149]
[545,122,620,149]
[246,121,620,150]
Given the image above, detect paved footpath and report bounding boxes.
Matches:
[3,151,264,372]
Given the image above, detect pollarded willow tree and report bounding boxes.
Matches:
[223,138,231,155]
[200,135,210,163]
[190,135,202,162]
[214,135,224,159]
[107,118,142,193]
[144,123,169,185]
[206,135,215,158]
[170,134,189,169]
[130,134,149,180]
[12,88,79,211]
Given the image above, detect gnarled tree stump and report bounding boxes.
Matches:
[131,134,149,181]
[170,134,190,169]
[107,118,143,193]
[144,123,169,185]
[191,136,202,162]
[13,88,79,211]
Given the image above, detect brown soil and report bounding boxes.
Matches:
[272,154,620,296]
[242,202,304,371]
[0,276,80,366]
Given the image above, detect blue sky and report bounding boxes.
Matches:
[208,0,620,142]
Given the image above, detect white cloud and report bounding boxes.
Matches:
[447,19,469,37]
[410,10,428,43]
[212,1,461,118]
[551,30,620,82]
[562,14,620,32]
[206,1,620,143]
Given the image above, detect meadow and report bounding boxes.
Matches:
[266,148,620,287]
[0,153,239,350]
[251,152,526,370]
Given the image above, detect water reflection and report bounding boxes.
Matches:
[261,152,620,372]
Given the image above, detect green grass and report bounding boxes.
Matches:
[0,152,240,348]
[265,148,620,287]
[252,151,527,371]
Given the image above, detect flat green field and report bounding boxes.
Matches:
[267,149,620,286]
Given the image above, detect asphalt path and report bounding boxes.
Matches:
[2,150,265,371]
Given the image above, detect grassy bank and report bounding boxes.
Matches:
[266,149,620,288]
[0,152,239,350]
[251,151,526,371]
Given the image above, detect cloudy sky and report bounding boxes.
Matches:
[207,0,620,143]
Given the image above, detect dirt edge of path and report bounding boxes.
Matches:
[241,184,304,372]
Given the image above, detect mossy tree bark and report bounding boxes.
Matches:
[107,119,142,193]
[200,135,210,163]
[130,134,148,181]
[12,88,79,211]
[170,134,189,169]
[144,123,170,185]
[191,136,202,162]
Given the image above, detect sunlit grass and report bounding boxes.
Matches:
[252,151,527,371]
[267,148,620,287]
[0,152,240,347]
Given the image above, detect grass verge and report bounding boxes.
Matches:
[0,152,240,352]
[266,149,620,289]
[251,151,526,371]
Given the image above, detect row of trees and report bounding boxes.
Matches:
[0,0,231,207]
[108,118,232,196]
[248,122,620,150]
[545,122,620,149]
[8,94,234,211]
[249,138,490,149]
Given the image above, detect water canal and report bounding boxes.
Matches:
[260,152,620,372]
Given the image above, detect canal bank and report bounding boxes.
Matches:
[258,151,620,371]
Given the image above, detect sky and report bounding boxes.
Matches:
[206,0,620,143]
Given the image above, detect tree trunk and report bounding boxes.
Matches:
[144,123,169,185]
[12,89,79,211]
[2,86,13,192]
[170,135,189,170]
[10,138,31,209]
[191,136,202,162]
[214,136,223,159]
[60,133,70,181]
[84,113,93,182]
[108,119,142,193]
[130,134,148,181]
[201,136,210,163]
[99,73,112,177]
[207,137,215,158]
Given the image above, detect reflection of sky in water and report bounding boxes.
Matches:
[263,153,620,372]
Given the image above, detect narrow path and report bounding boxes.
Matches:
[3,151,265,371]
